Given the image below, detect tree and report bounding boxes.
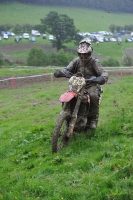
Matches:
[41,11,78,50]
[109,24,116,33]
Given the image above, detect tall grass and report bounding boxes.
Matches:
[0,71,133,199]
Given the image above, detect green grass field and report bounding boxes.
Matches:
[0,34,133,64]
[0,2,133,64]
[0,4,133,199]
[0,2,133,31]
[0,69,133,199]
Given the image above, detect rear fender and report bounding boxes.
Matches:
[60,91,77,102]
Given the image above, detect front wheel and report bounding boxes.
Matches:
[52,111,70,153]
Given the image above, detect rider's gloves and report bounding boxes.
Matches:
[89,76,105,85]
[63,71,71,78]
[54,69,71,78]
[54,69,62,77]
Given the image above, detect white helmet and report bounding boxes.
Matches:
[77,39,93,54]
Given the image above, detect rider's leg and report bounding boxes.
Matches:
[85,85,101,130]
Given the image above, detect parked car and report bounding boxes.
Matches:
[98,31,109,36]
[10,32,15,36]
[23,33,29,39]
[35,32,40,37]
[84,32,91,36]
[97,37,104,42]
[108,32,113,36]
[42,34,47,39]
[113,33,121,38]
[77,32,84,37]
[104,37,110,42]
[129,38,133,41]
[125,38,132,42]
[15,36,22,42]
[3,34,8,40]
[6,31,12,36]
[31,30,41,37]
[110,38,117,42]
[49,35,55,40]
[30,37,36,42]
[119,30,125,35]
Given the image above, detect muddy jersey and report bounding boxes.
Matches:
[64,56,108,84]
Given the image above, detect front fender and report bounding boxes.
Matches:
[59,91,77,102]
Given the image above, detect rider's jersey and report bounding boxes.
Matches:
[63,56,108,85]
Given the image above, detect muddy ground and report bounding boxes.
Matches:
[0,70,133,90]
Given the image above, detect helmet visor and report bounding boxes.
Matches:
[78,53,89,60]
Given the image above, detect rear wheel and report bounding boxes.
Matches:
[52,111,70,153]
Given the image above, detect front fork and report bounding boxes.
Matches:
[64,88,85,137]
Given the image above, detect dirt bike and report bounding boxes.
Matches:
[52,70,98,153]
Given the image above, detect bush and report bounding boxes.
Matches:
[0,52,4,66]
[102,58,120,66]
[27,48,46,66]
[122,55,133,66]
[27,48,76,66]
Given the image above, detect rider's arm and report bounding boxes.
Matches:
[88,76,106,85]
[54,58,79,78]
[91,58,108,84]
[63,57,79,74]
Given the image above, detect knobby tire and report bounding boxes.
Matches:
[52,111,70,153]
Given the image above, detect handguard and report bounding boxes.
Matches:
[89,76,105,85]
[54,69,71,78]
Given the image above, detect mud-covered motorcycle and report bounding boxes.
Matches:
[52,70,102,153]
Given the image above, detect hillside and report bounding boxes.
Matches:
[2,0,133,13]
[0,3,133,31]
[0,3,133,65]
[0,70,133,199]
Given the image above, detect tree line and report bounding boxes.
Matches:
[1,0,133,13]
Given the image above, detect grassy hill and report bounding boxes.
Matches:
[0,2,133,32]
[0,70,133,199]
[0,2,133,65]
[0,4,133,199]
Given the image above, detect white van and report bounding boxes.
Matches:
[23,33,29,39]
[31,30,40,37]
[3,34,8,39]
[49,35,54,40]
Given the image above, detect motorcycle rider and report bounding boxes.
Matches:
[54,39,108,130]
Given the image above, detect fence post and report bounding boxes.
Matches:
[12,76,14,89]
[51,73,53,82]
[120,68,123,76]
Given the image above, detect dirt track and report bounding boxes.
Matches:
[0,70,133,90]
[0,74,66,90]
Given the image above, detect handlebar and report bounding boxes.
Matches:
[54,69,96,81]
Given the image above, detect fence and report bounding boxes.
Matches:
[0,73,63,90]
[0,67,133,90]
